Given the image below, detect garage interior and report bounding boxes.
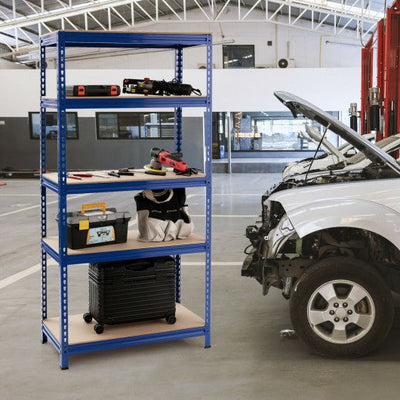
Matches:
[1,1,400,398]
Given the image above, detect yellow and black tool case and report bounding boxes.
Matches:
[64,203,131,249]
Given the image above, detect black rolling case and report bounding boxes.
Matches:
[84,256,176,334]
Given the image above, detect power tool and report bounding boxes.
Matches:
[67,85,120,96]
[122,78,202,96]
[144,148,198,176]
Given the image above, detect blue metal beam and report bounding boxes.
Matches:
[42,176,207,194]
[41,96,207,110]
[41,31,209,49]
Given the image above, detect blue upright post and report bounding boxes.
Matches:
[40,42,48,344]
[204,35,213,348]
[174,46,184,304]
[56,32,69,370]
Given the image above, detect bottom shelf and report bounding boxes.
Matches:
[43,303,205,354]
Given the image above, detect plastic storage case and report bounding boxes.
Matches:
[65,203,131,249]
[84,256,177,334]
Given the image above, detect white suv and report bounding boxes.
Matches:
[242,91,400,357]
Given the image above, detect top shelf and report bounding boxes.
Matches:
[41,30,211,49]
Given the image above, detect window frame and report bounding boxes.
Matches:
[213,111,341,152]
[29,111,79,140]
[96,111,175,140]
[222,44,255,69]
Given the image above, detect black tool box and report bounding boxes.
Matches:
[66,85,121,96]
[83,256,176,334]
[65,203,131,249]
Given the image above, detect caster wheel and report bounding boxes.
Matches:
[94,324,104,334]
[166,315,176,324]
[83,313,92,323]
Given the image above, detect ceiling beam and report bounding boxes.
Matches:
[0,0,141,31]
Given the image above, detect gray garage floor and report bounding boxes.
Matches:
[1,174,400,400]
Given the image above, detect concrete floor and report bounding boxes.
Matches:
[1,174,400,399]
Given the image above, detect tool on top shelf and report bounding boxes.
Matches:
[66,85,121,96]
[107,168,135,178]
[144,147,200,176]
[67,173,93,180]
[122,78,202,96]
[67,172,113,180]
[62,203,131,249]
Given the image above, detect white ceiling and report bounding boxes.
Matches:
[0,0,390,66]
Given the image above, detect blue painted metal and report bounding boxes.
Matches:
[174,108,183,152]
[175,254,182,303]
[41,175,207,194]
[174,46,184,304]
[42,323,61,352]
[56,32,70,370]
[41,96,207,110]
[41,240,61,264]
[204,35,213,348]
[40,30,212,368]
[41,30,208,48]
[68,327,206,355]
[40,41,48,344]
[66,242,206,265]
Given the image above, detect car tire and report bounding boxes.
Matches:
[289,256,394,358]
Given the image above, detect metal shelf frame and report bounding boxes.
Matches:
[41,238,207,266]
[41,175,208,194]
[41,96,208,110]
[42,324,208,356]
[39,30,212,370]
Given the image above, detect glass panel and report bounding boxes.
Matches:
[160,113,174,138]
[29,112,78,139]
[96,112,174,139]
[66,113,78,139]
[119,114,141,138]
[223,45,255,69]
[97,113,118,138]
[228,111,340,151]
[143,113,160,138]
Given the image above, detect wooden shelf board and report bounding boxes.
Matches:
[44,303,205,345]
[43,169,205,185]
[43,231,205,256]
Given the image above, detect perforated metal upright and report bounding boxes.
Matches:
[39,30,212,369]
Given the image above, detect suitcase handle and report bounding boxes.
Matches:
[81,203,106,215]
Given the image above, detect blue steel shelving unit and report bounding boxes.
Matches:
[39,30,212,370]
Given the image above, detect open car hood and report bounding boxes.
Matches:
[304,124,346,162]
[274,91,400,174]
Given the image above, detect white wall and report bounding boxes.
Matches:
[0,6,364,123]
[0,58,28,69]
[0,67,360,123]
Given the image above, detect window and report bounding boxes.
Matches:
[224,111,340,151]
[223,45,255,69]
[96,112,175,139]
[29,112,79,139]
